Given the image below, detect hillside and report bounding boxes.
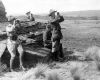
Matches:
[35,10,100,20]
[62,10,100,17]
[9,10,100,21]
[36,10,100,17]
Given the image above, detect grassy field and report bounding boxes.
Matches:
[0,20,100,80]
[61,20,100,51]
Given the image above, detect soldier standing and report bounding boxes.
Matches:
[26,11,35,21]
[6,17,25,71]
[48,9,64,61]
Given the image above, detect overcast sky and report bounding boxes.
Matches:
[2,0,100,15]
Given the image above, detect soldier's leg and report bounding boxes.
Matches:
[7,39,16,71]
[58,43,64,58]
[9,51,16,71]
[52,40,64,61]
[17,44,25,70]
[52,41,59,61]
[0,42,7,65]
[7,45,16,71]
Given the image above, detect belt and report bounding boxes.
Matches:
[7,36,17,41]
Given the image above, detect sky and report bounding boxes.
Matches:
[2,0,100,15]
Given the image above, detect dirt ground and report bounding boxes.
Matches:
[0,20,100,80]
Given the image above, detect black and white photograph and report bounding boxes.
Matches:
[0,0,100,80]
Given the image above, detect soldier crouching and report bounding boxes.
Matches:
[6,17,25,71]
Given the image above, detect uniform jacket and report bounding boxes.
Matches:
[28,13,35,21]
[6,24,18,41]
[43,23,52,43]
[49,14,64,41]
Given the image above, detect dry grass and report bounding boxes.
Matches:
[1,61,100,80]
[70,67,81,80]
[0,62,7,73]
[21,63,49,80]
[21,63,64,80]
[46,71,61,80]
[34,63,49,79]
[83,46,100,71]
[84,46,100,60]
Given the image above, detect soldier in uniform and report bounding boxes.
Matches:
[26,11,35,21]
[6,17,25,71]
[48,9,64,61]
[43,23,52,49]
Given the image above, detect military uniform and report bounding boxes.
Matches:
[43,23,52,48]
[48,10,64,61]
[26,11,35,21]
[6,18,24,71]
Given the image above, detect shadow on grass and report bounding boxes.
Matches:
[64,50,92,62]
[0,46,92,72]
[1,47,49,70]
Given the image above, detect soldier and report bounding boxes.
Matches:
[43,23,52,49]
[6,16,25,71]
[48,9,64,61]
[26,11,35,21]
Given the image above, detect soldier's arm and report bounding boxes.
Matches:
[30,14,35,21]
[56,12,64,22]
[49,15,64,23]
[6,26,10,36]
[6,25,16,37]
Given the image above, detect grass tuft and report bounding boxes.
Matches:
[34,63,49,79]
[84,46,100,71]
[70,67,81,80]
[46,71,61,80]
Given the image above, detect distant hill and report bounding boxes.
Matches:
[11,10,100,20]
[61,10,100,17]
[38,10,100,20]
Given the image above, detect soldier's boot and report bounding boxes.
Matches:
[59,43,64,59]
[20,65,26,71]
[46,51,53,63]
[52,51,59,61]
[47,51,59,62]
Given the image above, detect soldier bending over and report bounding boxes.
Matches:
[6,17,25,71]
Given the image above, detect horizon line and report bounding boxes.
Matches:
[6,9,100,16]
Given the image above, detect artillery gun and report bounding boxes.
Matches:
[0,21,52,68]
[18,21,46,46]
[0,20,64,68]
[0,21,51,59]
[0,21,47,45]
